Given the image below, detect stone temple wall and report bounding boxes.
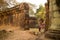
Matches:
[45,0,60,39]
[48,0,60,30]
[0,3,29,29]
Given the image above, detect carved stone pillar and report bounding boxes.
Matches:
[46,0,60,39]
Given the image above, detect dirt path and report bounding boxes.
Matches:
[0,30,37,40]
[0,25,52,40]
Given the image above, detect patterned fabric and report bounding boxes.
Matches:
[39,23,45,29]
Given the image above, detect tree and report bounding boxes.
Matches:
[0,0,8,11]
[0,0,18,11]
[35,5,45,19]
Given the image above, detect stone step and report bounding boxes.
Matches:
[45,31,60,39]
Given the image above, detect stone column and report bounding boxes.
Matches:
[49,0,60,30]
[45,3,49,31]
[46,0,60,39]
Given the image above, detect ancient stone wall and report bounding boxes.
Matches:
[45,0,60,39]
[0,3,29,29]
[48,0,60,30]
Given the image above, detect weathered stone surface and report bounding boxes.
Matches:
[46,0,60,40]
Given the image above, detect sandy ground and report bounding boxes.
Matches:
[0,25,52,40]
[0,25,37,40]
[0,30,37,40]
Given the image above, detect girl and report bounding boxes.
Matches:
[38,19,45,33]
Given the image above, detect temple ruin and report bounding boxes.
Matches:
[0,3,29,29]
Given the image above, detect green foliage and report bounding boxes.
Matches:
[35,5,45,19]
[37,5,44,13]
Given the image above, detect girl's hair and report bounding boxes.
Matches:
[39,18,44,22]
